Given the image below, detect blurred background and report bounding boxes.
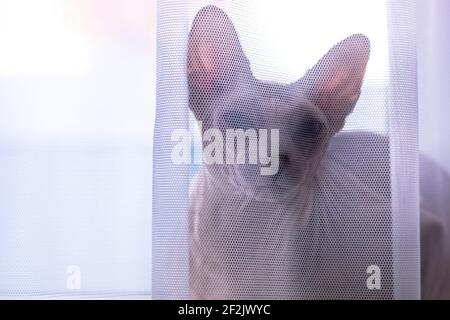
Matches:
[0,0,155,297]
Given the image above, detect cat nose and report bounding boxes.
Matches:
[279,154,290,169]
[272,154,291,179]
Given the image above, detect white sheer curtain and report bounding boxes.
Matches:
[418,0,450,172]
[417,0,450,299]
[153,0,420,299]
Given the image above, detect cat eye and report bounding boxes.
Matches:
[296,117,325,139]
[222,111,254,129]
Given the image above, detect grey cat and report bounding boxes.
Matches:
[187,5,450,299]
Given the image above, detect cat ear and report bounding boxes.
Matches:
[301,34,370,131]
[187,5,251,120]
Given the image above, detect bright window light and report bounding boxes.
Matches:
[0,0,91,76]
[245,0,390,83]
